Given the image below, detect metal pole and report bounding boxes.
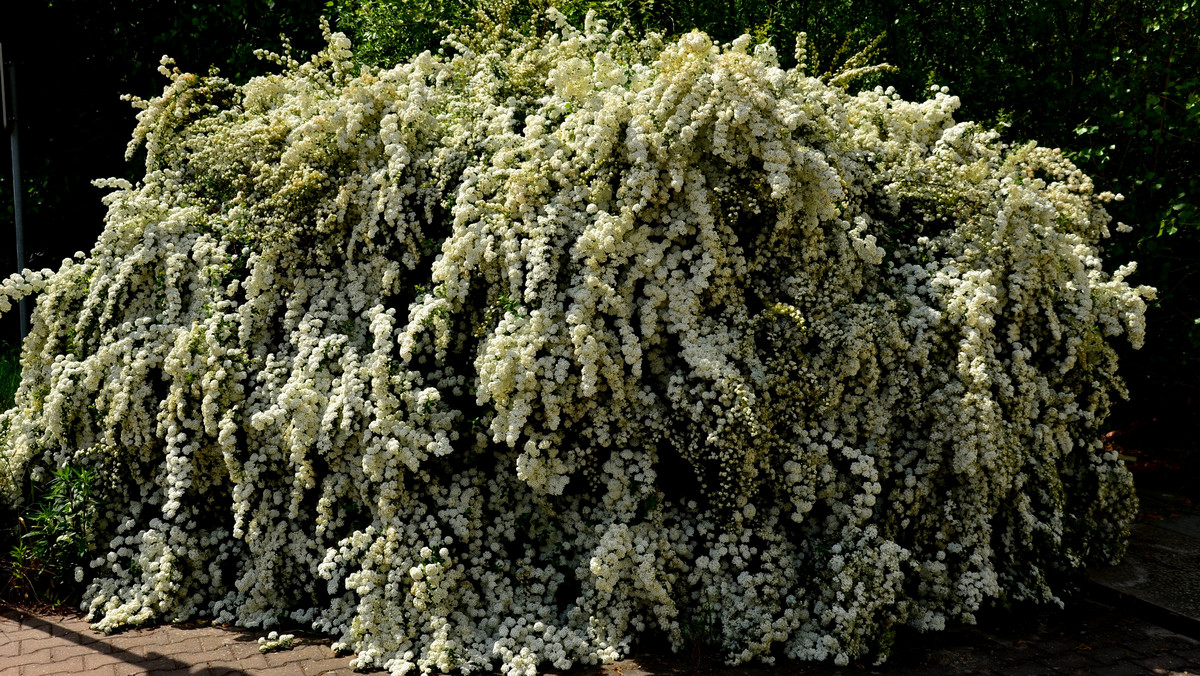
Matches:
[3,48,28,340]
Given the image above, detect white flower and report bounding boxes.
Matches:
[0,15,1146,675]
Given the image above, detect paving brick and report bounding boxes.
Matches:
[1061,648,1108,665]
[199,647,240,667]
[0,621,21,638]
[293,644,335,658]
[111,663,155,676]
[1089,645,1146,663]
[196,632,239,654]
[137,655,187,672]
[62,632,109,651]
[1120,640,1164,658]
[193,633,237,662]
[1140,652,1195,671]
[22,655,86,675]
[171,646,223,666]
[600,661,655,676]
[16,637,60,658]
[1089,663,1154,676]
[934,649,1008,672]
[230,646,272,662]
[233,652,278,670]
[47,641,105,662]
[0,641,18,660]
[12,617,49,633]
[82,651,128,671]
[1136,641,1185,658]
[103,630,155,647]
[108,635,181,658]
[161,636,206,657]
[262,650,312,667]
[985,662,1058,676]
[254,666,322,676]
[45,619,82,638]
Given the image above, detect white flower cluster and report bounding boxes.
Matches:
[0,12,1153,673]
[259,630,296,653]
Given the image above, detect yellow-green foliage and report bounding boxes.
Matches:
[0,13,1153,674]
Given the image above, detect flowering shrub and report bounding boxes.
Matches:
[0,12,1154,673]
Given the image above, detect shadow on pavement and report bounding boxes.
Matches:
[0,605,252,675]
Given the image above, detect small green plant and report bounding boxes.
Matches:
[3,465,98,605]
[678,601,719,662]
[496,293,521,316]
[0,345,20,412]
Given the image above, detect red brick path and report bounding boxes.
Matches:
[3,598,1199,675]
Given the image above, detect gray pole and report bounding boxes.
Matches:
[4,50,27,340]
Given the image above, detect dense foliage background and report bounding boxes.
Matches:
[2,0,1197,438]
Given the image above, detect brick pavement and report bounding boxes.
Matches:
[2,595,1200,675]
[0,605,354,675]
